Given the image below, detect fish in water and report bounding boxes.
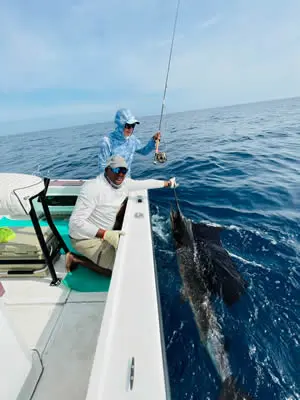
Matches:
[170,194,252,400]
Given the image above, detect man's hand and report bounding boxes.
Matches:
[103,230,125,249]
[153,132,161,141]
[168,177,179,188]
[164,177,179,188]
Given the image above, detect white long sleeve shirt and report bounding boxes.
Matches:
[69,174,165,240]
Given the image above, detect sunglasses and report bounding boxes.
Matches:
[110,167,128,175]
[124,123,136,129]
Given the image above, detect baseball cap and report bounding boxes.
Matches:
[106,155,128,169]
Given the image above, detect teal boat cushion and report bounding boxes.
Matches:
[62,266,110,292]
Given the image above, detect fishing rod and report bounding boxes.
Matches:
[154,0,181,165]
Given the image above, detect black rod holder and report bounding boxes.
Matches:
[29,203,60,286]
[40,178,69,254]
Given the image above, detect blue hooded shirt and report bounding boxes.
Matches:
[98,109,155,176]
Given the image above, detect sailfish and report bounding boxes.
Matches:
[170,192,252,400]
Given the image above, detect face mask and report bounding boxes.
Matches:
[104,172,122,189]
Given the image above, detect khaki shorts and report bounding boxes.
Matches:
[70,237,115,270]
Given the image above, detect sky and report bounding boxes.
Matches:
[1,0,300,135]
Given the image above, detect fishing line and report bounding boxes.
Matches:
[154,0,181,164]
[173,186,181,209]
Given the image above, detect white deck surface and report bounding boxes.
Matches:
[32,302,105,400]
[1,255,107,400]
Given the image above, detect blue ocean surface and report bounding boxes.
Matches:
[1,97,299,399]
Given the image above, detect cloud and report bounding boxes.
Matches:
[0,0,176,91]
[201,15,221,29]
[1,0,300,133]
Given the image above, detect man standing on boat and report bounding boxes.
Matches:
[67,155,177,276]
[98,108,161,176]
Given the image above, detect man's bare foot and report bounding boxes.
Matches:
[65,252,77,272]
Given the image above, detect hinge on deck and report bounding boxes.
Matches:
[50,278,61,286]
[129,357,135,390]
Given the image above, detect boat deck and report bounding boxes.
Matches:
[2,255,107,400]
[0,178,110,399]
[0,182,170,400]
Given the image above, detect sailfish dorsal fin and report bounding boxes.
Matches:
[192,223,223,245]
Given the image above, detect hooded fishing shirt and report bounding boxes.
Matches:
[98,109,155,176]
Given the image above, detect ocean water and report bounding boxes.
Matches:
[1,97,299,399]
